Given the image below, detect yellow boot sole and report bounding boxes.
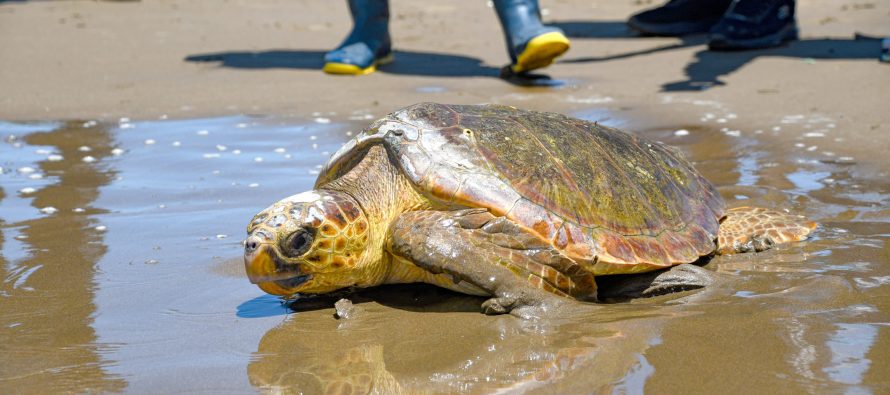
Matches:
[512,32,570,73]
[323,53,394,75]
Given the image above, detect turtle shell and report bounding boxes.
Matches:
[319,103,725,274]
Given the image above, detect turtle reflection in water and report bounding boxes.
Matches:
[243,103,815,317]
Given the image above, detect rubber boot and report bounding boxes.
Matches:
[708,0,798,50]
[493,0,570,73]
[627,0,734,36]
[323,0,393,75]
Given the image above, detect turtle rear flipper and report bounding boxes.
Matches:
[387,209,596,317]
[716,207,816,255]
[596,263,716,301]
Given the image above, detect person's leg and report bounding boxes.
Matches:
[323,0,393,75]
[628,0,733,36]
[493,0,570,73]
[708,0,797,50]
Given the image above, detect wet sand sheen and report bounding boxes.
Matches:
[1,108,889,393]
[0,122,125,393]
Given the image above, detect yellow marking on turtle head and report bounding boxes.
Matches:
[244,189,373,296]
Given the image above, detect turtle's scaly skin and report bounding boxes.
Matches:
[717,207,816,254]
[245,190,372,295]
[321,103,724,274]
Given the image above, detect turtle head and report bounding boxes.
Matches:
[243,190,372,297]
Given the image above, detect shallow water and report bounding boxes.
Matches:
[1,109,889,394]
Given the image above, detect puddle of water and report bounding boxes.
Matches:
[787,170,831,194]
[824,323,876,387]
[612,354,656,395]
[415,85,448,94]
[570,108,628,129]
[1,110,889,393]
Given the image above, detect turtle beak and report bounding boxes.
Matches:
[244,235,310,296]
[244,236,277,284]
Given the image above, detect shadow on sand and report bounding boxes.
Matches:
[552,20,881,92]
[186,49,501,78]
[235,283,483,319]
[187,21,880,91]
[185,49,568,87]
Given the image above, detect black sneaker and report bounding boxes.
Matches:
[628,0,734,36]
[708,0,798,50]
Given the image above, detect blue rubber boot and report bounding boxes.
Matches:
[493,0,570,73]
[324,0,393,75]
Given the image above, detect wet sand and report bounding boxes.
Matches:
[2,0,890,166]
[2,0,890,394]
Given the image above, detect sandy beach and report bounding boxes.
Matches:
[2,0,889,167]
[2,1,890,393]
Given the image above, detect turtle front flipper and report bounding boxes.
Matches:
[387,209,597,317]
[716,207,816,255]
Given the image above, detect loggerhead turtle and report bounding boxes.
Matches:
[243,103,815,316]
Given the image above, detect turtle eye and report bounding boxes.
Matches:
[284,228,313,257]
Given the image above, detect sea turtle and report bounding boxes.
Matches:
[243,103,815,316]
